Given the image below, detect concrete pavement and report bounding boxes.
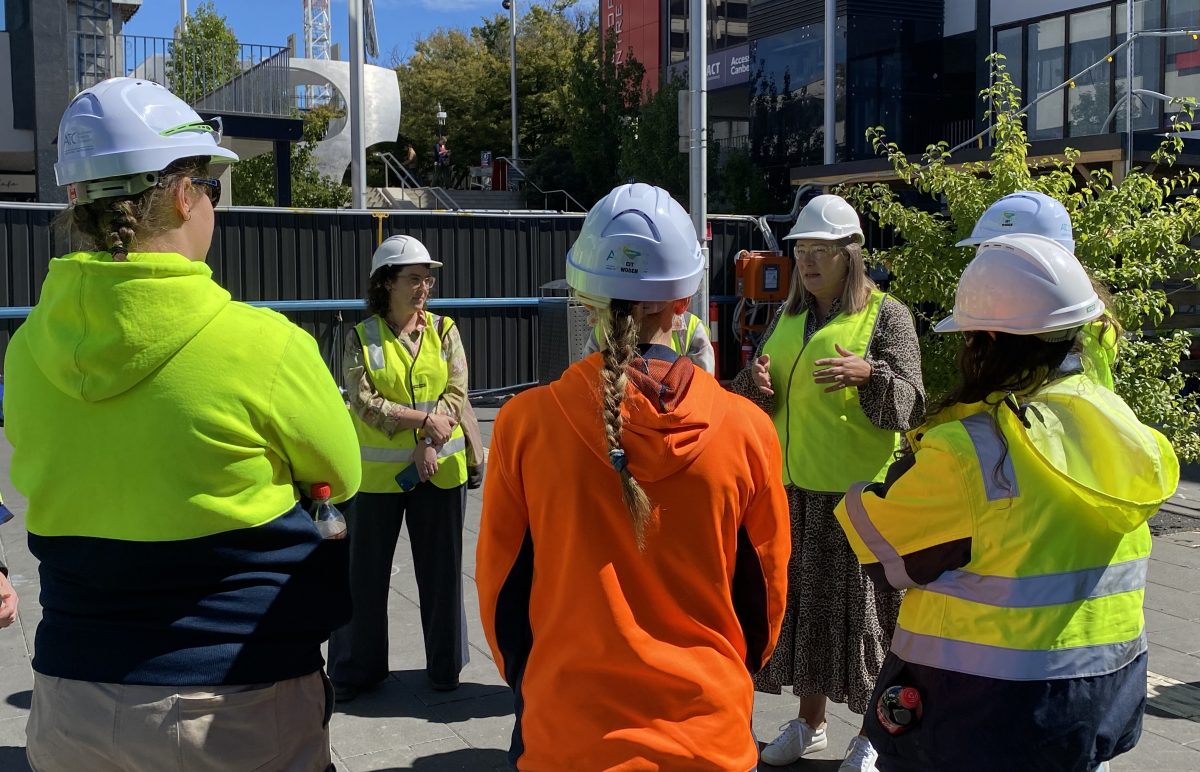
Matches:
[0,410,1198,770]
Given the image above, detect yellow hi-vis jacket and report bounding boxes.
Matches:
[763,290,898,492]
[353,313,468,493]
[835,371,1178,682]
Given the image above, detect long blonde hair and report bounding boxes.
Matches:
[595,299,654,549]
[784,238,876,316]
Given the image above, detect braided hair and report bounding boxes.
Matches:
[596,299,654,549]
[59,156,210,259]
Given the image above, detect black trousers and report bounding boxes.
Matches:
[328,484,469,687]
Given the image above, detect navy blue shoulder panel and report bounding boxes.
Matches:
[29,504,351,686]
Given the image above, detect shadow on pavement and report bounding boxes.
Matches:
[0,747,31,772]
[6,691,30,710]
[410,747,512,770]
[335,670,512,722]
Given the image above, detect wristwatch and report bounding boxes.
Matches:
[423,435,435,446]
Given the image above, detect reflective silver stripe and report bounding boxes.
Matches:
[412,401,439,413]
[891,628,1146,681]
[436,435,467,459]
[362,318,385,371]
[361,445,414,463]
[924,558,1148,608]
[961,413,1018,501]
[844,482,918,589]
[360,434,467,464]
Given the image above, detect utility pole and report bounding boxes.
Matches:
[823,0,835,164]
[688,0,708,324]
[349,0,367,209]
[505,0,519,165]
[180,0,187,35]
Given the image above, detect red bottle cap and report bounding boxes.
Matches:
[310,482,332,500]
[899,687,921,709]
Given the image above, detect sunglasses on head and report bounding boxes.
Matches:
[189,177,222,206]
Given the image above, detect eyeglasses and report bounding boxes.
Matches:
[189,177,222,206]
[398,275,437,290]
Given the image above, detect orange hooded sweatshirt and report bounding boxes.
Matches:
[477,352,790,771]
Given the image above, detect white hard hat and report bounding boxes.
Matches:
[784,194,864,243]
[56,77,239,205]
[370,235,442,276]
[566,183,703,304]
[935,233,1103,336]
[957,191,1075,252]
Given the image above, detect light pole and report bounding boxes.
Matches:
[503,0,518,166]
[349,0,367,209]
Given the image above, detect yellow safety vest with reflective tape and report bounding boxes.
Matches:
[837,375,1178,681]
[763,290,898,492]
[353,314,468,493]
[593,312,702,356]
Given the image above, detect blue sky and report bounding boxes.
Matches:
[123,0,585,64]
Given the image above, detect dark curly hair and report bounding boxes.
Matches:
[366,264,404,318]
[931,331,1077,416]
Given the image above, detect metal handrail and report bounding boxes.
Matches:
[376,152,461,211]
[495,157,586,213]
[0,295,746,320]
[71,32,293,117]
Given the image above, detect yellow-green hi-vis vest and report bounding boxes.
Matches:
[840,376,1178,681]
[353,313,468,493]
[593,313,701,356]
[762,290,898,492]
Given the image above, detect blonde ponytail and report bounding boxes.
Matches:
[597,300,655,548]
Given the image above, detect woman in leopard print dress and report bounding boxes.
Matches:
[731,195,925,770]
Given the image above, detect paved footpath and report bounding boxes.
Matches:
[0,410,1198,770]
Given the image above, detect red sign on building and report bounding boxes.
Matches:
[602,0,662,88]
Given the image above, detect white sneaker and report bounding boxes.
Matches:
[759,719,828,766]
[838,735,879,772]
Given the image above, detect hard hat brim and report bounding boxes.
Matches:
[783,231,860,242]
[955,236,983,247]
[371,258,444,275]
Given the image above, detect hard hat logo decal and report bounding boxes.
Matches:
[1000,211,1017,226]
[620,246,642,274]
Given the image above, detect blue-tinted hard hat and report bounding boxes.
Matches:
[957,191,1075,253]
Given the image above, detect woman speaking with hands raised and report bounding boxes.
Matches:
[733,194,926,771]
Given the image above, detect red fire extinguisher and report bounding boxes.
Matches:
[740,334,754,369]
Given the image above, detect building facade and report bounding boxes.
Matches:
[603,1,1200,191]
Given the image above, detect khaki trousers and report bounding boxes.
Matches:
[26,670,334,772]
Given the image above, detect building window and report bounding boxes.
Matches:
[1165,0,1200,115]
[996,26,1024,92]
[669,0,749,66]
[1028,17,1066,140]
[1068,6,1113,137]
[998,1,1200,138]
[749,22,826,168]
[1117,0,1164,131]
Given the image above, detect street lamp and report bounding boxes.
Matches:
[436,102,447,131]
[502,0,518,166]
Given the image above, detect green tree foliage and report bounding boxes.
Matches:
[619,71,689,201]
[168,2,240,105]
[232,104,351,208]
[841,54,1200,459]
[562,16,643,206]
[395,2,579,188]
